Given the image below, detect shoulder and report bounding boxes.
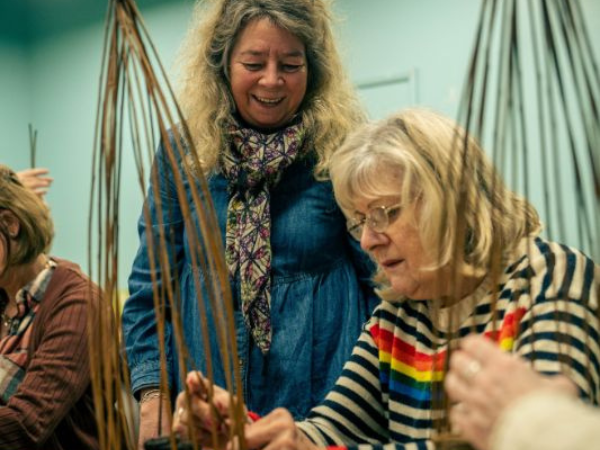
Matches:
[154,128,194,171]
[514,236,595,267]
[506,237,600,307]
[44,257,101,306]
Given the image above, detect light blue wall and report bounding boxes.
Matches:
[0,41,30,169]
[335,0,481,118]
[1,0,599,286]
[23,4,193,286]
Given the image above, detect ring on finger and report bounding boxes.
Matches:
[462,359,482,380]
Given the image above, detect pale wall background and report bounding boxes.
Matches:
[1,0,599,287]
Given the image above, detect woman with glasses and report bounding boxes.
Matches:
[171,108,600,449]
[0,165,101,450]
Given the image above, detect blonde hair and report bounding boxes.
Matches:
[0,165,54,268]
[176,0,365,177]
[330,108,541,300]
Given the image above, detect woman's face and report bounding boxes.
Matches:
[229,18,308,130]
[353,195,441,300]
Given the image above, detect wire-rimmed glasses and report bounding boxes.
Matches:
[346,203,403,241]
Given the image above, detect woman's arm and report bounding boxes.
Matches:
[122,141,187,447]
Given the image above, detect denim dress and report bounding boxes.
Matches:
[122,141,379,419]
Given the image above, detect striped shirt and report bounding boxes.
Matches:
[298,237,600,450]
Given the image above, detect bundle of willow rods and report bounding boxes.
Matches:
[88,1,244,449]
[434,0,599,446]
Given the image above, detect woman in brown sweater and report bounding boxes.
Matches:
[0,164,100,450]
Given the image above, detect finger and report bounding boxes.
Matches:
[244,408,296,450]
[27,178,52,188]
[449,351,479,382]
[190,395,223,431]
[450,402,491,450]
[187,373,233,425]
[174,390,187,410]
[260,428,297,450]
[175,401,215,445]
[29,168,50,176]
[460,334,502,366]
[444,372,468,402]
[446,365,496,417]
[186,371,208,398]
[173,406,187,433]
[19,168,49,177]
[35,177,53,186]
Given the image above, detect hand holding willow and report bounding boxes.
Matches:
[173,371,235,449]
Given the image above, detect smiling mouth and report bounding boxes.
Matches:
[381,259,404,269]
[254,95,284,105]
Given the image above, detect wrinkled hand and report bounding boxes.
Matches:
[445,334,577,450]
[172,371,234,449]
[137,395,172,450]
[16,168,53,198]
[244,408,319,450]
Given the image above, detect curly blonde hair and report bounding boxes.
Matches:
[330,108,541,301]
[0,165,54,268]
[176,0,365,178]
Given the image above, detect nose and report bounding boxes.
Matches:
[260,62,283,87]
[360,225,388,252]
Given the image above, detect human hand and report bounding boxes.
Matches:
[16,168,53,198]
[172,371,233,449]
[137,393,172,450]
[244,408,319,450]
[444,334,577,450]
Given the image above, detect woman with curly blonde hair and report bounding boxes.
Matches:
[176,0,363,177]
[122,0,378,447]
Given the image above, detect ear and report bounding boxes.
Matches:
[0,210,20,239]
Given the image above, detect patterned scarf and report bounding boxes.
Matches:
[221,120,307,353]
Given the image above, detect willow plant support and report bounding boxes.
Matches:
[29,124,37,168]
[88,1,245,449]
[433,0,599,447]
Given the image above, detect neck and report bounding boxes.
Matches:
[1,254,48,302]
[437,269,486,308]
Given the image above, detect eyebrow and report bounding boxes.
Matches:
[238,50,305,58]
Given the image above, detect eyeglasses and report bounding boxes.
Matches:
[347,203,403,241]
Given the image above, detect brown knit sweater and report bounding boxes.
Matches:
[0,258,100,450]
